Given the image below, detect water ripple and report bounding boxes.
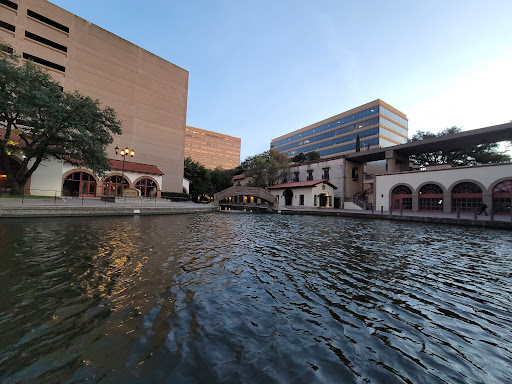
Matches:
[0,214,511,383]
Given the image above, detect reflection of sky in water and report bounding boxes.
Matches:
[0,214,511,383]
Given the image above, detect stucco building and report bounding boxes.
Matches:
[270,99,408,159]
[0,0,188,196]
[185,126,241,170]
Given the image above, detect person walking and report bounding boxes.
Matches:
[478,202,488,216]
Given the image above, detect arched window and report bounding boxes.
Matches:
[419,183,444,211]
[492,180,512,214]
[103,175,129,196]
[136,178,157,197]
[452,182,482,212]
[63,172,96,197]
[392,185,412,211]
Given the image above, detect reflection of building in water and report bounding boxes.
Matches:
[0,0,188,196]
[185,126,241,170]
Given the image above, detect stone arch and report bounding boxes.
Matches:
[417,182,445,212]
[134,175,160,197]
[449,180,484,213]
[62,169,98,197]
[283,189,293,206]
[389,183,414,211]
[103,172,132,197]
[446,179,486,194]
[490,178,512,214]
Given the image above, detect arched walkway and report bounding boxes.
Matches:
[103,175,129,197]
[492,180,512,214]
[283,189,293,206]
[391,185,412,211]
[135,177,158,197]
[419,183,444,211]
[451,182,482,212]
[63,171,97,197]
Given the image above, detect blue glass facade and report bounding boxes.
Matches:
[271,102,408,158]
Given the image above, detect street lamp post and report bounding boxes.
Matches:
[114,146,135,196]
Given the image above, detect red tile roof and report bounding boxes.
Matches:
[109,159,164,175]
[1,129,164,175]
[269,179,337,189]
[0,128,26,147]
[232,174,245,180]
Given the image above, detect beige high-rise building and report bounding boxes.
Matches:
[0,0,188,194]
[185,126,241,170]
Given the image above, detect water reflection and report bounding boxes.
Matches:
[0,214,511,383]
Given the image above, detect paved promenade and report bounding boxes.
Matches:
[0,197,217,218]
[1,197,511,229]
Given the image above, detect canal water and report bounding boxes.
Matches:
[0,213,511,383]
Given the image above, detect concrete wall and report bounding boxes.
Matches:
[1,0,188,192]
[375,163,512,212]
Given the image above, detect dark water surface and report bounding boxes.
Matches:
[0,213,511,383]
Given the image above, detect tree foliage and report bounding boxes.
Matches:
[239,150,290,188]
[183,157,236,198]
[0,44,122,193]
[355,134,361,152]
[409,126,511,167]
[292,151,320,163]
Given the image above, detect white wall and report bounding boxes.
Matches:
[375,163,512,211]
[290,158,345,199]
[29,158,64,196]
[272,182,336,208]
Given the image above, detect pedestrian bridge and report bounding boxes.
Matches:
[214,186,277,211]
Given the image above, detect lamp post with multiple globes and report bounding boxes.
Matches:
[114,146,134,196]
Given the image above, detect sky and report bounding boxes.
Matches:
[49,0,512,161]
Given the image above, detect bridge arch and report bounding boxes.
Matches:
[214,186,278,210]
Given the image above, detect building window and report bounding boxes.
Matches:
[492,180,512,214]
[63,172,96,197]
[0,0,18,10]
[103,175,129,197]
[136,178,157,197]
[392,185,412,211]
[307,170,313,181]
[22,53,65,72]
[299,195,304,205]
[294,172,299,182]
[25,31,67,52]
[419,184,444,211]
[0,20,15,33]
[451,182,482,212]
[322,168,330,180]
[27,9,70,33]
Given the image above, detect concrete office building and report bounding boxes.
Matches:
[270,99,408,159]
[185,126,241,170]
[0,0,188,195]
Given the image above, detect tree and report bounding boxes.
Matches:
[210,166,235,193]
[292,151,320,163]
[409,126,510,167]
[0,44,122,194]
[184,157,211,197]
[239,150,290,188]
[355,134,361,152]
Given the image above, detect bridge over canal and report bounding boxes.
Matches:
[214,186,277,211]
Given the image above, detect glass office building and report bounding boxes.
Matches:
[270,100,408,158]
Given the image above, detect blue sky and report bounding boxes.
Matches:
[49,0,512,161]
